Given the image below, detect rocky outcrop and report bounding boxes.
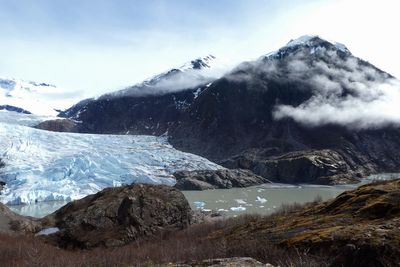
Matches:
[223,149,360,185]
[215,179,400,267]
[43,184,192,248]
[35,119,78,132]
[190,209,225,224]
[0,203,41,234]
[173,257,273,267]
[173,169,270,190]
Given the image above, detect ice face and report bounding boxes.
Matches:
[0,113,222,205]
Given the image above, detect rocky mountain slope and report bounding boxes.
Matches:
[59,36,400,184]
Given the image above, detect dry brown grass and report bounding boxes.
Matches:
[0,212,326,267]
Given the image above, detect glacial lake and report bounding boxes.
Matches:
[8,174,398,218]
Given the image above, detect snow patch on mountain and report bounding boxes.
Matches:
[286,35,351,54]
[0,113,222,205]
[0,77,81,116]
[264,35,351,60]
[106,55,229,98]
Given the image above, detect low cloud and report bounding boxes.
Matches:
[106,61,229,98]
[235,46,400,129]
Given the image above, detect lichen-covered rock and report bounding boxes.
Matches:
[43,184,192,248]
[173,169,270,190]
[215,179,400,267]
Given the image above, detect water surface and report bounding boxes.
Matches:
[9,184,348,218]
[9,174,399,218]
[183,184,348,216]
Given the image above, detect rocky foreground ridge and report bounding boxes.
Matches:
[213,179,400,267]
[1,180,400,266]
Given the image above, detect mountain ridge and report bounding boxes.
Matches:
[48,36,400,184]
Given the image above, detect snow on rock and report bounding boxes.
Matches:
[107,55,229,98]
[0,116,222,205]
[35,227,60,236]
[285,35,351,54]
[0,77,80,116]
[264,35,352,60]
[286,35,319,47]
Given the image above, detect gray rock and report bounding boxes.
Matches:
[191,209,225,224]
[174,169,270,190]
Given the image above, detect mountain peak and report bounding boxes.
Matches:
[264,35,351,60]
[179,55,217,71]
[285,35,351,54]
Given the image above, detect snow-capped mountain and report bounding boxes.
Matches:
[60,35,400,185]
[0,112,222,205]
[58,55,227,133]
[263,35,351,60]
[0,77,80,116]
[106,54,225,98]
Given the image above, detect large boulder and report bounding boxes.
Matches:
[173,169,270,190]
[43,184,192,248]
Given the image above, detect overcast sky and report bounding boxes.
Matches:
[0,0,399,97]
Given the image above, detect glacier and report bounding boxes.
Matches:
[0,112,222,205]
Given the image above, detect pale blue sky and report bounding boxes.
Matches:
[0,0,399,96]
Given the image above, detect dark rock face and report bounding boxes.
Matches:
[35,119,78,132]
[174,169,270,190]
[0,159,4,193]
[61,36,400,184]
[0,105,31,114]
[60,88,201,135]
[43,184,191,248]
[224,149,360,185]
